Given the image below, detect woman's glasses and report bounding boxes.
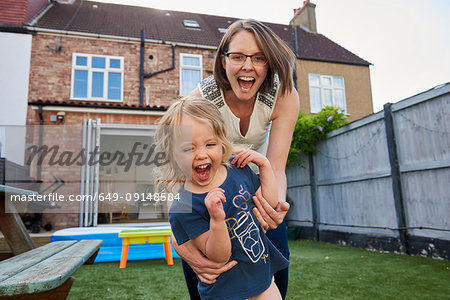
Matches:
[223,52,267,66]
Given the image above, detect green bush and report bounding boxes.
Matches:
[288,106,349,167]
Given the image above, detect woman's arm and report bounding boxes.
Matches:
[252,87,299,229]
[171,235,237,284]
[267,87,300,203]
[252,196,290,231]
[192,187,231,264]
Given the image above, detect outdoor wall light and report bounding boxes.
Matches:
[56,111,65,123]
[50,112,65,123]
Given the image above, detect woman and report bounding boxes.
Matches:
[172,19,299,299]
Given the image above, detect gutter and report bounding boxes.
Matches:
[24,26,217,50]
[0,25,30,34]
[29,102,167,116]
[298,56,372,67]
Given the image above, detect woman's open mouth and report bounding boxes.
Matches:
[194,163,211,182]
[238,77,255,91]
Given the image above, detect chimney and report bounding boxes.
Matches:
[290,0,317,33]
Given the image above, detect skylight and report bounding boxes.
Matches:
[183,20,200,29]
[218,28,227,33]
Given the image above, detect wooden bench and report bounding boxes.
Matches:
[0,239,102,299]
[118,228,173,268]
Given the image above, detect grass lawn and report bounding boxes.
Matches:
[68,240,449,299]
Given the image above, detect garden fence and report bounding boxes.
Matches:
[286,82,450,259]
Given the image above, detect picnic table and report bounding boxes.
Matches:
[0,185,102,299]
[0,240,102,298]
[0,185,37,255]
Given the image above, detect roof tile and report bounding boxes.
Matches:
[33,0,370,66]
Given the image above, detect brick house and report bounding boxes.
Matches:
[291,1,373,120]
[1,0,373,228]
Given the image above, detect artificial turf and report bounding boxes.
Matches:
[68,240,449,299]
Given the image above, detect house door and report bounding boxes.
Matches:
[80,119,163,226]
[80,118,101,227]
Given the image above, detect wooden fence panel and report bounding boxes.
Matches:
[286,83,450,252]
[392,91,450,240]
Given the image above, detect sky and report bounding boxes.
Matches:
[93,0,450,113]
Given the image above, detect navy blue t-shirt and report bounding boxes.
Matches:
[169,163,289,300]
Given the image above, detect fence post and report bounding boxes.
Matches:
[308,153,320,241]
[384,103,410,254]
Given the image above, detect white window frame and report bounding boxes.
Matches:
[179,53,202,96]
[308,74,347,113]
[71,53,124,102]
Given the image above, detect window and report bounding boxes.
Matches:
[71,53,124,101]
[180,54,202,96]
[309,74,346,113]
[183,20,200,29]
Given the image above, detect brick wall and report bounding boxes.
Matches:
[26,32,218,228]
[29,33,216,109]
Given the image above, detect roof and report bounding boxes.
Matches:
[31,0,370,66]
[294,27,371,66]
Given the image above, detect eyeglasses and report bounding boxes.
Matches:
[223,52,267,66]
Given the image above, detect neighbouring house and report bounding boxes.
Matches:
[291,1,373,119]
[0,0,49,166]
[0,0,373,229]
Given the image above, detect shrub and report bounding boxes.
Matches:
[288,106,349,167]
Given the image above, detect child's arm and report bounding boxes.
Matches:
[191,187,231,264]
[232,150,278,208]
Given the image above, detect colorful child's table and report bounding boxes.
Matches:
[118,228,173,268]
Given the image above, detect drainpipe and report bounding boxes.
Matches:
[292,25,299,90]
[37,105,44,183]
[140,29,176,105]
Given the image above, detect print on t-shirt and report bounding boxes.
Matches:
[226,185,267,263]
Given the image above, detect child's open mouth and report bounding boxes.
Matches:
[238,77,254,91]
[194,163,211,181]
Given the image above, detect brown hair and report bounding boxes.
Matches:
[213,19,296,97]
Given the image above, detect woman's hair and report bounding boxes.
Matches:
[214,19,296,97]
[154,96,233,193]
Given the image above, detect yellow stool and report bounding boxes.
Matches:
[118,228,173,268]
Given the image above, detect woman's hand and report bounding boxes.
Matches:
[252,194,290,231]
[172,235,237,284]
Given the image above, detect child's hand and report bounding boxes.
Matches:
[231,149,269,169]
[204,187,226,221]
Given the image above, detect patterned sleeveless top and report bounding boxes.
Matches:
[198,75,280,157]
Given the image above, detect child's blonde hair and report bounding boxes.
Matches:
[154,96,233,193]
